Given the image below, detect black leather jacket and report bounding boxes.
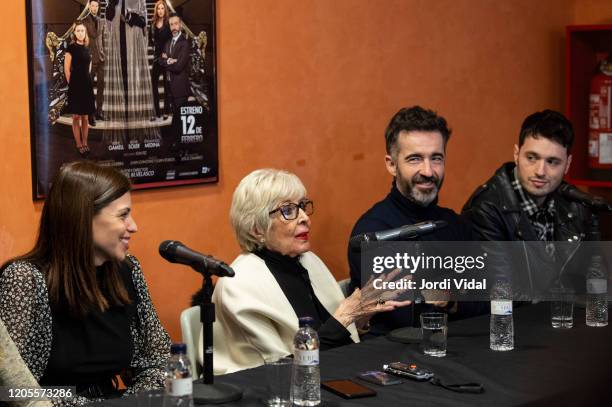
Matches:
[462,162,591,242]
[462,163,594,299]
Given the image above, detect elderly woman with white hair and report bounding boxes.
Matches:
[203,169,410,374]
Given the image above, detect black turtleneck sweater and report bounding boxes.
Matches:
[254,248,353,350]
[348,183,474,333]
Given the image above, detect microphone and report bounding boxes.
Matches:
[557,184,612,212]
[349,220,448,250]
[159,240,235,277]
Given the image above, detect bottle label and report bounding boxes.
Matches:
[491,300,513,315]
[294,349,319,366]
[587,279,607,294]
[165,377,193,397]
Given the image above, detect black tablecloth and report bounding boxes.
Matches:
[93,302,611,406]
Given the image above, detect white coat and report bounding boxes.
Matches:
[200,251,359,374]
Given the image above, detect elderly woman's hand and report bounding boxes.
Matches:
[333,268,412,328]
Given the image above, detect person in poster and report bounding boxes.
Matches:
[160,13,191,121]
[64,21,95,155]
[104,0,159,144]
[37,0,218,197]
[82,0,106,125]
[150,0,172,121]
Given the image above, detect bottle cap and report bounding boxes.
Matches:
[170,343,187,355]
[298,316,314,327]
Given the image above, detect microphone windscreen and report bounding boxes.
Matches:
[159,240,182,261]
[349,236,362,250]
[349,233,376,250]
[434,220,448,229]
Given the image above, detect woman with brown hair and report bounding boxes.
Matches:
[64,21,96,155]
[0,161,170,404]
[150,0,172,121]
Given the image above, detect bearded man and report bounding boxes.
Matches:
[347,106,477,334]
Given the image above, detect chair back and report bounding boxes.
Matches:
[180,306,202,378]
[338,278,350,298]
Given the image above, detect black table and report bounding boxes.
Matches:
[95,303,611,406]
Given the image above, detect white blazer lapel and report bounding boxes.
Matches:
[300,252,360,343]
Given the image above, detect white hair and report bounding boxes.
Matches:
[230,169,307,252]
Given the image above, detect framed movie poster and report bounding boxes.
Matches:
[26,0,218,198]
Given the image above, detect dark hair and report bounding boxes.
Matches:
[385,106,451,155]
[169,12,180,20]
[1,161,132,316]
[519,110,574,152]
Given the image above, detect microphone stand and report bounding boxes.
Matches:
[193,269,243,404]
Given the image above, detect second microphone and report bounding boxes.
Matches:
[159,240,235,277]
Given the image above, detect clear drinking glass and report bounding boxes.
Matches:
[420,312,447,357]
[265,356,292,407]
[550,288,574,329]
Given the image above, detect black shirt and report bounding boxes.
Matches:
[39,262,137,393]
[151,22,172,59]
[254,248,353,350]
[348,183,475,333]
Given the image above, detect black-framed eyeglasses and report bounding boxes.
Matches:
[269,200,314,220]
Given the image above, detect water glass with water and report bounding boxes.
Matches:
[265,356,292,407]
[420,312,447,357]
[550,288,574,329]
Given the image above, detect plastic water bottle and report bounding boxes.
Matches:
[586,256,608,327]
[490,276,513,351]
[291,317,320,406]
[490,300,514,351]
[164,343,194,407]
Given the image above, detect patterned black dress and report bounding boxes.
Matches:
[0,255,171,405]
[65,43,96,115]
